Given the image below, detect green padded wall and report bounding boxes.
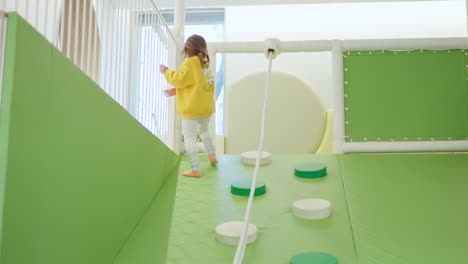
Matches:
[0,13,180,264]
[340,154,468,264]
[343,50,468,142]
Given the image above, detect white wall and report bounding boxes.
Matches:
[225,1,467,110]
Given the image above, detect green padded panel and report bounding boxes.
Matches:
[290,252,338,264]
[294,162,327,178]
[113,162,180,264]
[343,50,468,142]
[166,155,357,264]
[340,154,468,264]
[231,178,267,196]
[0,13,180,264]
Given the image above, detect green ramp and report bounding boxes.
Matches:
[340,154,468,264]
[165,155,357,264]
[0,13,180,264]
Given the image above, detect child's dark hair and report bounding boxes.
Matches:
[184,34,210,68]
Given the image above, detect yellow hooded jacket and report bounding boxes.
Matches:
[164,56,215,119]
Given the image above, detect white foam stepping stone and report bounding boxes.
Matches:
[215,221,258,246]
[240,151,271,165]
[292,199,332,220]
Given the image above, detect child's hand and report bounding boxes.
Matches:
[164,88,176,97]
[160,65,168,73]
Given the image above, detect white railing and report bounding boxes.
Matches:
[0,10,6,110]
[2,0,179,151]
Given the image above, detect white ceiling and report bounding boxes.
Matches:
[154,0,460,9]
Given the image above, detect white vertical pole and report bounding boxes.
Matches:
[150,13,157,134]
[160,23,166,139]
[125,0,135,111]
[25,0,30,22]
[44,0,49,40]
[116,0,123,104]
[109,0,118,97]
[73,0,80,65]
[155,14,159,135]
[172,0,185,153]
[120,0,127,105]
[165,30,171,142]
[148,11,154,130]
[123,2,132,110]
[35,0,40,31]
[169,36,176,149]
[80,0,87,72]
[85,0,92,76]
[148,11,155,129]
[332,40,345,154]
[104,0,112,90]
[143,12,150,127]
[91,0,99,85]
[52,0,58,48]
[0,12,6,111]
[130,0,142,116]
[466,0,468,48]
[60,0,66,52]
[208,47,217,151]
[66,0,73,59]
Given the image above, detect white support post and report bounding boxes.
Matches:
[210,38,466,54]
[173,0,185,49]
[466,0,468,48]
[0,11,6,111]
[171,0,185,153]
[331,40,345,154]
[208,47,217,153]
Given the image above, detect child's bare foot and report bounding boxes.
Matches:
[183,170,201,178]
[208,153,218,165]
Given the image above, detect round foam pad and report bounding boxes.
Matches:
[215,221,258,246]
[294,162,327,178]
[225,72,326,154]
[240,151,271,166]
[231,179,267,196]
[292,199,331,220]
[290,252,338,264]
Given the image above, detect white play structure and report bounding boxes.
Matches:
[1,0,468,155]
[209,37,468,154]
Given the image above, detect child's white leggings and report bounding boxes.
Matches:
[181,118,216,171]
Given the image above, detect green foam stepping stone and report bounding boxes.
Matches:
[294,162,327,178]
[290,252,338,264]
[231,179,266,196]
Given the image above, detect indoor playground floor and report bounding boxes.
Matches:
[120,153,468,264]
[167,153,468,264]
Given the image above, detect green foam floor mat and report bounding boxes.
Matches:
[339,154,468,264]
[165,155,357,264]
[113,154,468,264]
